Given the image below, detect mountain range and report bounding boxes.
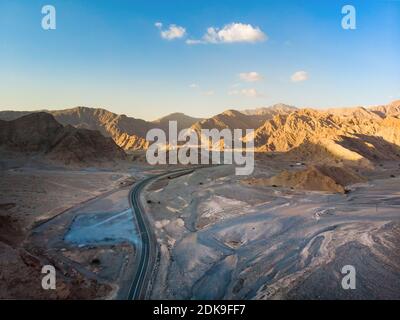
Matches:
[0,107,203,151]
[250,101,400,167]
[0,112,126,165]
[1,100,399,167]
[0,104,296,151]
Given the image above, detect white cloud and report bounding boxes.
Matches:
[189,83,199,88]
[156,22,186,40]
[187,22,267,45]
[291,71,308,82]
[229,88,262,98]
[239,72,263,82]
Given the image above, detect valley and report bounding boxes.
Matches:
[1,101,400,299]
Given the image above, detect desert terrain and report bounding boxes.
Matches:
[145,160,400,299]
[1,101,400,299]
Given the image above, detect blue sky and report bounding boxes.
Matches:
[0,0,399,120]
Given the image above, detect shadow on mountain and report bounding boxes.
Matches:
[336,134,400,162]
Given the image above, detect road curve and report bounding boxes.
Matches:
[127,168,196,300]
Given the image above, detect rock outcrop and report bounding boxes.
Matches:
[0,112,126,165]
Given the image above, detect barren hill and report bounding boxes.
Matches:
[50,107,152,151]
[241,103,297,116]
[0,108,202,151]
[250,102,400,166]
[1,101,400,161]
[0,107,151,151]
[191,104,297,134]
[191,109,269,133]
[0,110,33,121]
[369,100,400,118]
[243,165,365,193]
[0,112,126,165]
[152,112,202,131]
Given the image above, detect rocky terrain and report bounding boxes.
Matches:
[0,111,138,298]
[2,100,400,190]
[0,107,202,151]
[1,101,399,163]
[1,100,400,300]
[0,112,126,166]
[243,165,366,193]
[145,164,400,300]
[251,101,400,167]
[153,112,203,131]
[0,166,138,299]
[191,104,296,133]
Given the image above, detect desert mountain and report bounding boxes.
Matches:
[50,107,152,151]
[0,110,33,121]
[369,100,400,118]
[0,112,126,165]
[0,107,201,151]
[241,103,297,116]
[191,104,297,135]
[191,109,258,132]
[152,112,202,131]
[1,101,399,161]
[326,106,383,121]
[0,107,151,150]
[249,102,400,167]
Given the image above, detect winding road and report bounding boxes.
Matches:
[127,168,196,300]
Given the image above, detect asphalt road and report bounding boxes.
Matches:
[127,168,196,300]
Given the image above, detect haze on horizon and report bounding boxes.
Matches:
[0,0,399,121]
